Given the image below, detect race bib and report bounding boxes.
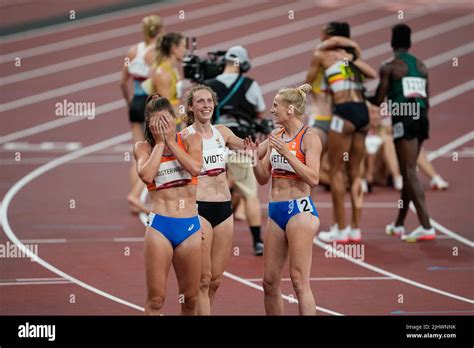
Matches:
[330,115,344,133]
[393,122,404,139]
[402,77,427,98]
[296,197,314,213]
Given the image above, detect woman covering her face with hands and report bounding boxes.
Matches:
[134,94,203,315]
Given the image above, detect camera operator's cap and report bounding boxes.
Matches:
[225,45,250,64]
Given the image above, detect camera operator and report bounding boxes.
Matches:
[204,46,265,256]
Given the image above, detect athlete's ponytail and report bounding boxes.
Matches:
[154,32,184,66]
[277,83,312,115]
[142,15,163,43]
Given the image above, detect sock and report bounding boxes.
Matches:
[250,226,262,245]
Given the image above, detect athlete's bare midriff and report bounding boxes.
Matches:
[196,172,231,202]
[270,177,310,202]
[149,185,198,217]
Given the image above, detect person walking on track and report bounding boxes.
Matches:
[370,24,435,242]
[120,15,163,214]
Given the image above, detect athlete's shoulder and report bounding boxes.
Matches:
[127,43,138,59]
[134,140,152,153]
[302,127,322,149]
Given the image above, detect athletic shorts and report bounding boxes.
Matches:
[268,196,319,232]
[226,161,257,199]
[392,107,429,143]
[196,201,233,228]
[146,212,201,249]
[129,95,148,123]
[333,102,369,132]
[309,115,332,133]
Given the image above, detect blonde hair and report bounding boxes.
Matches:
[185,85,218,126]
[142,15,163,43]
[277,83,312,115]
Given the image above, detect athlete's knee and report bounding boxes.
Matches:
[200,271,212,292]
[263,275,280,295]
[181,293,198,311]
[146,294,165,312]
[289,270,309,297]
[209,276,222,293]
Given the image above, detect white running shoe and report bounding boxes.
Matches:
[401,226,436,243]
[394,176,403,190]
[385,223,406,237]
[430,175,449,190]
[361,179,369,193]
[318,224,349,244]
[348,228,362,243]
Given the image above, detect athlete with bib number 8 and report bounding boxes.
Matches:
[245,84,322,315]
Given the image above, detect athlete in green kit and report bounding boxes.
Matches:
[370,24,435,242]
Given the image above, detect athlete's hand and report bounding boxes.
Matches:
[269,134,290,157]
[159,112,175,143]
[149,115,164,144]
[243,136,259,162]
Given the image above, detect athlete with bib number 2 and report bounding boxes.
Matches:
[245,84,322,315]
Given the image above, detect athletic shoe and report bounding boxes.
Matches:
[318,225,349,244]
[401,226,436,243]
[254,242,264,256]
[361,179,369,193]
[348,228,362,243]
[430,175,449,190]
[394,176,403,190]
[385,223,405,237]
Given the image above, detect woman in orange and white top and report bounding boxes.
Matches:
[245,84,322,315]
[134,94,203,315]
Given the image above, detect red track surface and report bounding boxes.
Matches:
[1,0,473,316]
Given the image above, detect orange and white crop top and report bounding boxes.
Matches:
[147,133,198,191]
[270,125,308,181]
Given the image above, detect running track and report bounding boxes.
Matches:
[0,0,473,315]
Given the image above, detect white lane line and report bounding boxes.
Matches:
[16,277,66,281]
[262,14,474,94]
[245,276,393,282]
[20,238,67,244]
[0,132,147,312]
[313,239,474,304]
[0,0,201,44]
[1,13,464,143]
[0,99,126,144]
[429,80,474,111]
[223,271,343,316]
[0,1,369,87]
[0,281,72,286]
